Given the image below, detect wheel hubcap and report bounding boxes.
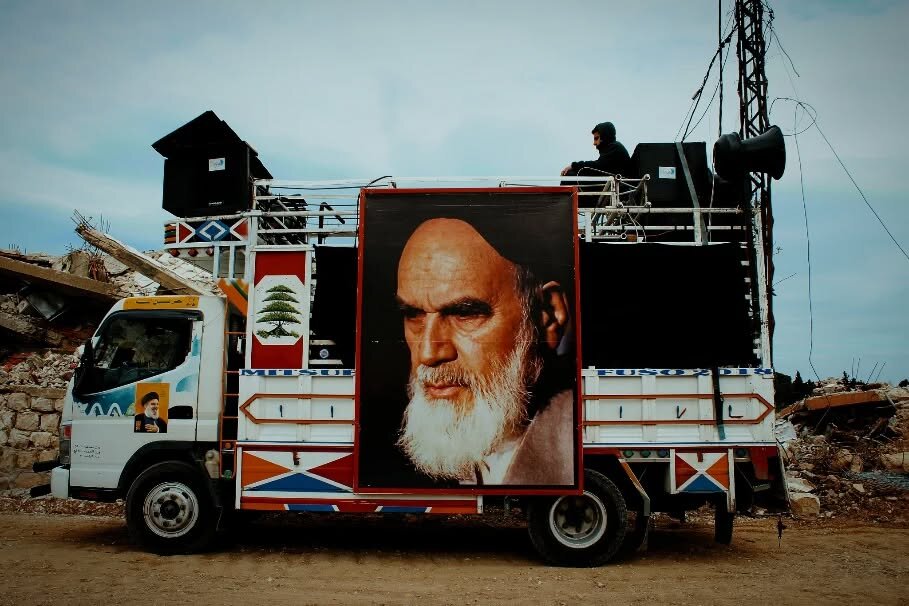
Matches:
[143,481,199,539]
[549,491,607,548]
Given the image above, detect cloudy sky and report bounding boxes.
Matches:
[1,0,906,383]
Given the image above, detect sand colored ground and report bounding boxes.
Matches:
[0,511,906,606]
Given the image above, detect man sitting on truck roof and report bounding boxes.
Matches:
[560,121,631,178]
[395,218,574,485]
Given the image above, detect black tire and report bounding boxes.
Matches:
[620,510,651,557]
[528,469,628,567]
[714,500,734,545]
[125,461,218,555]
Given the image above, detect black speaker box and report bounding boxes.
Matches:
[631,142,710,207]
[162,143,252,217]
[153,111,272,218]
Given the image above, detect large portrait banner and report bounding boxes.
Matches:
[356,188,580,492]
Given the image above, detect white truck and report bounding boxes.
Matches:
[46,128,787,566]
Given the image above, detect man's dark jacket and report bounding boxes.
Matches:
[570,121,632,177]
[570,140,631,177]
[134,414,167,433]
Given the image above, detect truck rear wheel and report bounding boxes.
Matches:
[528,469,627,567]
[714,500,734,545]
[126,461,217,554]
[621,510,651,556]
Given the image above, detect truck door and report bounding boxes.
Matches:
[69,310,203,489]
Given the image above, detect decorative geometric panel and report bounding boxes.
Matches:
[674,451,730,493]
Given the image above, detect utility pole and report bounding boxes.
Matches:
[734,0,775,357]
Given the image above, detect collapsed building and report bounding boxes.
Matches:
[778,377,909,520]
[0,225,217,493]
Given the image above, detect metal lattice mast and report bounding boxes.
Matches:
[735,0,775,358]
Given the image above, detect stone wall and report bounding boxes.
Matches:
[0,386,65,493]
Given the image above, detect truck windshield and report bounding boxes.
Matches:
[78,314,193,394]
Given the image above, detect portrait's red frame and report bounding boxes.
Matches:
[352,187,584,496]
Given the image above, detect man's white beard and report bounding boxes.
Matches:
[397,322,542,481]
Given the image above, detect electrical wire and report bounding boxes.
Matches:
[678,27,736,142]
[675,96,699,143]
[770,97,817,136]
[675,14,736,141]
[765,10,800,78]
[790,95,842,422]
[718,0,724,137]
[773,97,909,266]
[792,102,822,383]
[683,41,734,141]
[813,121,909,264]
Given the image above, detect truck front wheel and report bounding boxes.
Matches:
[528,469,628,567]
[125,461,217,554]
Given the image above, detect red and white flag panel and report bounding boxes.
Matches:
[250,251,308,369]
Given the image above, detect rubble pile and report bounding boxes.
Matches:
[779,378,909,521]
[0,350,79,390]
[0,241,220,497]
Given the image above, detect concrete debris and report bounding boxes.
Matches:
[803,390,887,411]
[881,452,909,473]
[830,449,854,472]
[783,377,909,520]
[0,351,78,390]
[1,234,222,355]
[0,250,55,267]
[786,474,816,494]
[75,223,212,296]
[0,310,65,347]
[152,252,220,295]
[0,255,120,301]
[0,231,223,496]
[775,418,798,446]
[789,492,821,517]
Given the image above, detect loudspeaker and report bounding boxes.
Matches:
[162,143,252,217]
[153,111,272,218]
[631,142,710,207]
[713,125,786,181]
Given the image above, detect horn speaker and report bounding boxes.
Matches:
[713,125,786,181]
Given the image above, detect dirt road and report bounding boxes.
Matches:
[0,511,906,606]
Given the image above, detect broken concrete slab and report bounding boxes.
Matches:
[0,311,64,347]
[75,224,208,296]
[0,311,63,347]
[0,250,54,267]
[0,256,119,302]
[786,474,816,493]
[803,390,886,411]
[790,492,820,517]
[52,251,92,278]
[881,452,909,473]
[830,449,854,472]
[779,402,803,418]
